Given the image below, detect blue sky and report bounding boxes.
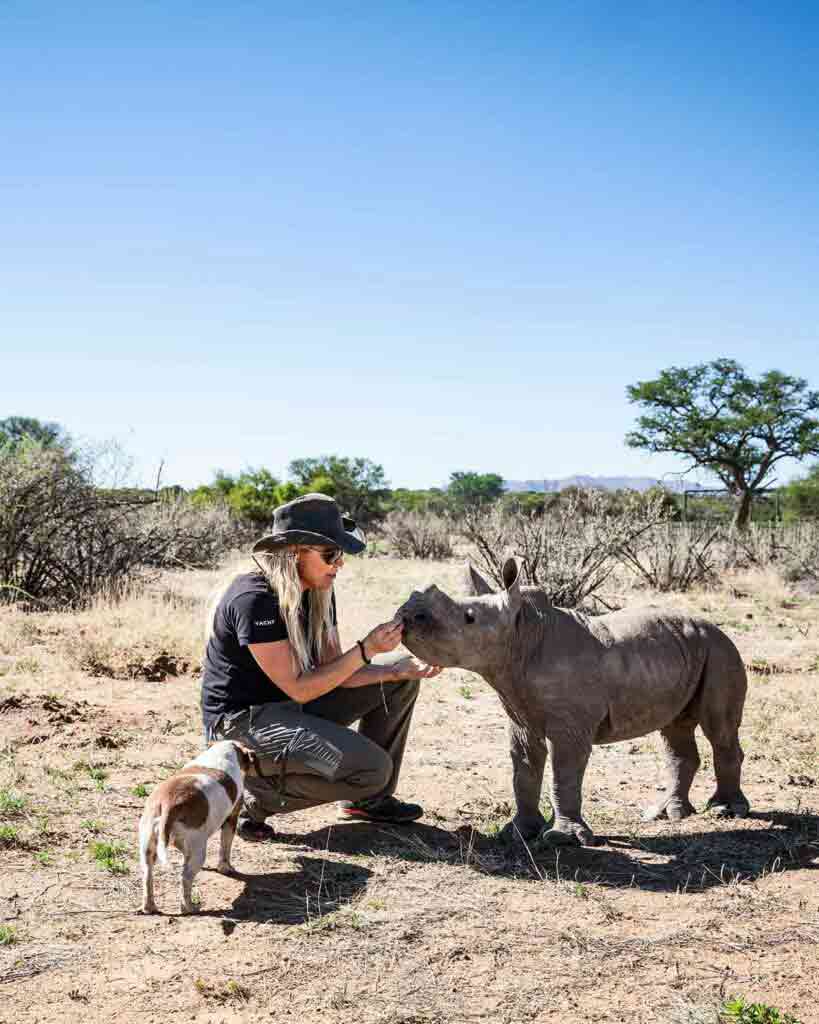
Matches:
[2,2,818,490]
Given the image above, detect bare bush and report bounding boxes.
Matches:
[617,522,723,592]
[460,489,670,607]
[716,522,819,581]
[380,510,453,560]
[0,445,245,609]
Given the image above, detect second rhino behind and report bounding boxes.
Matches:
[398,558,749,847]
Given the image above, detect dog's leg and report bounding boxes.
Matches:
[217,802,242,876]
[180,837,207,914]
[139,817,159,914]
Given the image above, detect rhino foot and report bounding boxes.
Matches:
[706,792,750,819]
[497,814,548,845]
[642,795,697,822]
[538,818,598,848]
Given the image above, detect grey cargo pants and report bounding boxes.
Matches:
[211,676,420,822]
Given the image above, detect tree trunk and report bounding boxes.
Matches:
[732,490,753,531]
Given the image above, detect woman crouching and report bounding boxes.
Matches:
[201,493,441,841]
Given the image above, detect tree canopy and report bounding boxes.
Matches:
[626,359,819,528]
[0,416,70,454]
[781,462,819,521]
[447,471,505,509]
[287,455,389,525]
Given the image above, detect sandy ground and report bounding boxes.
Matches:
[1,556,817,1023]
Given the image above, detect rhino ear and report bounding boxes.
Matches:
[500,556,522,614]
[464,562,494,596]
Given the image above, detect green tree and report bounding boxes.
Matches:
[0,416,70,453]
[781,463,819,521]
[626,360,819,529]
[190,468,294,525]
[447,471,505,510]
[287,455,389,525]
[389,487,449,515]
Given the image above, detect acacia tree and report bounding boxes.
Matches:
[447,471,505,510]
[626,359,819,529]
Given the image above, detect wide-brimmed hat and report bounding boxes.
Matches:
[251,493,366,555]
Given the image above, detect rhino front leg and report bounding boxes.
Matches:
[498,723,548,843]
[542,732,596,847]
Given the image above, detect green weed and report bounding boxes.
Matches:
[301,909,367,934]
[0,824,24,848]
[0,789,26,816]
[80,820,103,834]
[194,978,251,1004]
[457,684,474,700]
[721,996,801,1024]
[0,925,18,946]
[89,840,129,874]
[132,783,150,798]
[74,762,108,790]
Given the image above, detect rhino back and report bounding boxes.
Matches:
[508,606,714,744]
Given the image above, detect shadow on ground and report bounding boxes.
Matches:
[270,810,819,894]
[198,853,373,926]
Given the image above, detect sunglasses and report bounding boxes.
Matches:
[312,546,344,566]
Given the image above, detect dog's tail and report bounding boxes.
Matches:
[139,804,170,869]
[156,805,173,866]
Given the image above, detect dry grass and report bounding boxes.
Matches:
[0,554,817,1023]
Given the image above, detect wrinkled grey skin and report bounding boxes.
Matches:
[397,558,749,847]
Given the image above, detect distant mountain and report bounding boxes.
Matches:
[504,475,708,494]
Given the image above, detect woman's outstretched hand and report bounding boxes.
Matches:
[363,616,404,657]
[387,656,443,681]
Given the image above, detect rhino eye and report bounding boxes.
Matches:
[464,609,475,625]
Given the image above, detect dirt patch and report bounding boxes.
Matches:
[77,647,195,681]
[0,558,817,1024]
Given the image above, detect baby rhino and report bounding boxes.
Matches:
[139,740,258,914]
[398,558,749,847]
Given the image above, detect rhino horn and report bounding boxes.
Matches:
[464,562,494,597]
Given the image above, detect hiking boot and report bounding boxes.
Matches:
[337,795,423,824]
[237,818,277,842]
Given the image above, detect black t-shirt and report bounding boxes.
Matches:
[200,572,337,730]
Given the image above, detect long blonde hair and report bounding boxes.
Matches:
[204,547,335,675]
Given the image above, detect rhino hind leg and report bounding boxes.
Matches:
[702,731,749,818]
[643,720,700,822]
[700,636,750,819]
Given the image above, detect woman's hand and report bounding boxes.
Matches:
[363,617,404,657]
[385,656,443,681]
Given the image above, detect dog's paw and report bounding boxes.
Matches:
[217,861,238,877]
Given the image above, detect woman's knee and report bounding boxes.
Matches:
[390,677,421,705]
[347,743,392,797]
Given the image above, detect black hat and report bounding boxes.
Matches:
[252,493,366,555]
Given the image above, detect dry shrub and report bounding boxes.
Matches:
[380,510,453,560]
[460,489,670,607]
[0,446,245,609]
[716,523,819,582]
[618,522,723,592]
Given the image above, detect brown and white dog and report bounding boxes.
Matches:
[138,740,259,914]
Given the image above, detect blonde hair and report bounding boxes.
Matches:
[204,547,335,675]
